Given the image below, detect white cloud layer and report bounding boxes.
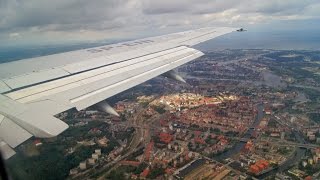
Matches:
[0,0,319,45]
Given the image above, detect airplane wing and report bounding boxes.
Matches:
[0,27,237,159]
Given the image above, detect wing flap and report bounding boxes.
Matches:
[5,46,192,104]
[5,47,202,111]
[0,116,32,148]
[71,49,204,110]
[14,105,69,138]
[0,95,69,138]
[60,44,187,74]
[0,114,32,160]
[3,68,70,90]
[0,141,16,159]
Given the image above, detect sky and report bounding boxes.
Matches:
[0,0,320,47]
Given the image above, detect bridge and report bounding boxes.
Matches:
[280,142,320,149]
[234,137,320,149]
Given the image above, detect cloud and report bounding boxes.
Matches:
[0,0,319,45]
[9,32,20,38]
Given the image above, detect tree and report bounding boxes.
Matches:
[148,168,165,179]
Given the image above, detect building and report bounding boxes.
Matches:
[95,149,102,155]
[79,162,86,170]
[249,160,269,175]
[92,153,99,160]
[120,160,141,167]
[97,137,109,146]
[140,167,150,178]
[69,168,78,175]
[302,161,307,167]
[250,165,260,175]
[159,133,173,144]
[88,158,96,165]
[144,141,154,161]
[281,132,285,140]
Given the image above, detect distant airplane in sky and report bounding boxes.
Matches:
[0,27,239,159]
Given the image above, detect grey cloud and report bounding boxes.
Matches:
[0,0,134,31]
[141,0,233,15]
[142,0,191,15]
[0,0,319,45]
[142,0,318,16]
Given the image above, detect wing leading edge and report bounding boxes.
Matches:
[0,27,238,159]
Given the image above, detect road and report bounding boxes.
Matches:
[96,106,147,179]
[72,105,147,180]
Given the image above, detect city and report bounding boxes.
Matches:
[7,49,320,179]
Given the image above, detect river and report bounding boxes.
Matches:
[212,103,306,178]
[258,131,306,178]
[214,103,264,161]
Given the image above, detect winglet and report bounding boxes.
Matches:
[236,28,247,32]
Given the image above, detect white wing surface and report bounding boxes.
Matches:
[0,27,237,159]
